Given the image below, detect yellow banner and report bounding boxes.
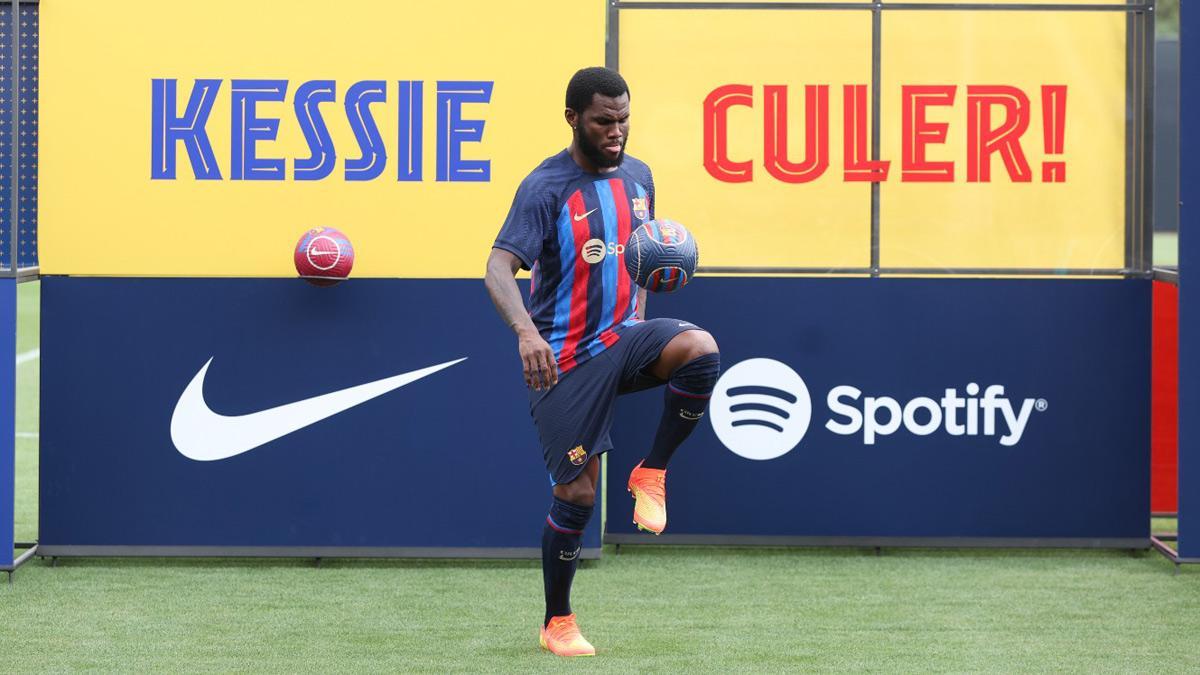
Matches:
[621,9,875,269]
[879,11,1126,269]
[41,1,1131,275]
[39,0,603,276]
[620,7,1128,270]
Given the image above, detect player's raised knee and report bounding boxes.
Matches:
[654,329,720,380]
[666,331,721,398]
[678,329,719,361]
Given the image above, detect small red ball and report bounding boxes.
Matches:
[294,227,354,286]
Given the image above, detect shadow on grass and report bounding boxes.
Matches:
[33,555,541,571]
[605,543,1166,562]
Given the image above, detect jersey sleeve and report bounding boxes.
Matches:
[493,178,554,270]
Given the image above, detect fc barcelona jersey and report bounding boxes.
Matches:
[494,150,655,374]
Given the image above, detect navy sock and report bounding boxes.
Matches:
[643,352,721,470]
[542,497,593,626]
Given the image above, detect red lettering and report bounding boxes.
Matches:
[703,84,754,183]
[902,85,956,182]
[966,85,1032,183]
[1041,85,1067,182]
[842,84,890,182]
[764,85,829,184]
[700,83,1062,184]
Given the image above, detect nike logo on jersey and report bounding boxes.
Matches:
[573,208,597,222]
[170,357,466,461]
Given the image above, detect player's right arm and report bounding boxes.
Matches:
[485,248,558,391]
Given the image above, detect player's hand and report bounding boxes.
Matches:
[518,329,558,391]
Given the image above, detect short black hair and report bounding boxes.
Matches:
[565,67,629,114]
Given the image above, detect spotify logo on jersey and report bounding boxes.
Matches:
[709,358,813,461]
[581,238,625,265]
[581,239,606,264]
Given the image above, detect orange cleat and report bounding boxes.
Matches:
[627,461,667,534]
[539,614,596,657]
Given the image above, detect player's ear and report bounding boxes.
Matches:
[565,108,578,129]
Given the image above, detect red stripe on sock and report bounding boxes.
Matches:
[546,515,582,535]
[669,383,712,399]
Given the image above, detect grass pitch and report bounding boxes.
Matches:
[6,281,1200,672]
[5,546,1198,672]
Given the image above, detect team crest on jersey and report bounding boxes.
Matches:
[632,197,649,221]
[567,445,587,466]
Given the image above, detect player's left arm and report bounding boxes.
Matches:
[637,287,647,320]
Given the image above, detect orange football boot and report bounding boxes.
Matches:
[627,461,667,534]
[539,614,596,657]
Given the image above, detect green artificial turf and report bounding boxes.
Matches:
[3,546,1198,672]
[6,279,1200,671]
[13,279,39,547]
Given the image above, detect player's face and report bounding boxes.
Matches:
[574,92,630,169]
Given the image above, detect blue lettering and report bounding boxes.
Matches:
[397,81,423,182]
[436,81,493,182]
[293,80,337,181]
[150,78,222,180]
[345,80,387,181]
[231,79,287,181]
[151,78,495,183]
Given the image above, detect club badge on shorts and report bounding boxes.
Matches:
[632,197,649,221]
[567,445,587,466]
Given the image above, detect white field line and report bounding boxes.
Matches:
[16,432,37,438]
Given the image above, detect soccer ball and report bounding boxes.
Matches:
[624,219,698,293]
[294,227,354,286]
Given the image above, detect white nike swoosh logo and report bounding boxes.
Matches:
[170,357,467,461]
[574,208,597,222]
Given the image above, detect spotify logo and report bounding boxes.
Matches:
[709,358,812,461]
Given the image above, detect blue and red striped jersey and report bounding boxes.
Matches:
[494,150,655,374]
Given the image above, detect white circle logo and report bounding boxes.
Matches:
[306,235,343,271]
[709,358,812,461]
[581,238,607,264]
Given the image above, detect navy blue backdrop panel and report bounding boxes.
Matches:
[608,278,1150,546]
[39,277,602,558]
[1180,0,1200,561]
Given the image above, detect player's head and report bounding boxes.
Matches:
[565,67,630,170]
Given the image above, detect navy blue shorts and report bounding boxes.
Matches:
[529,317,701,485]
